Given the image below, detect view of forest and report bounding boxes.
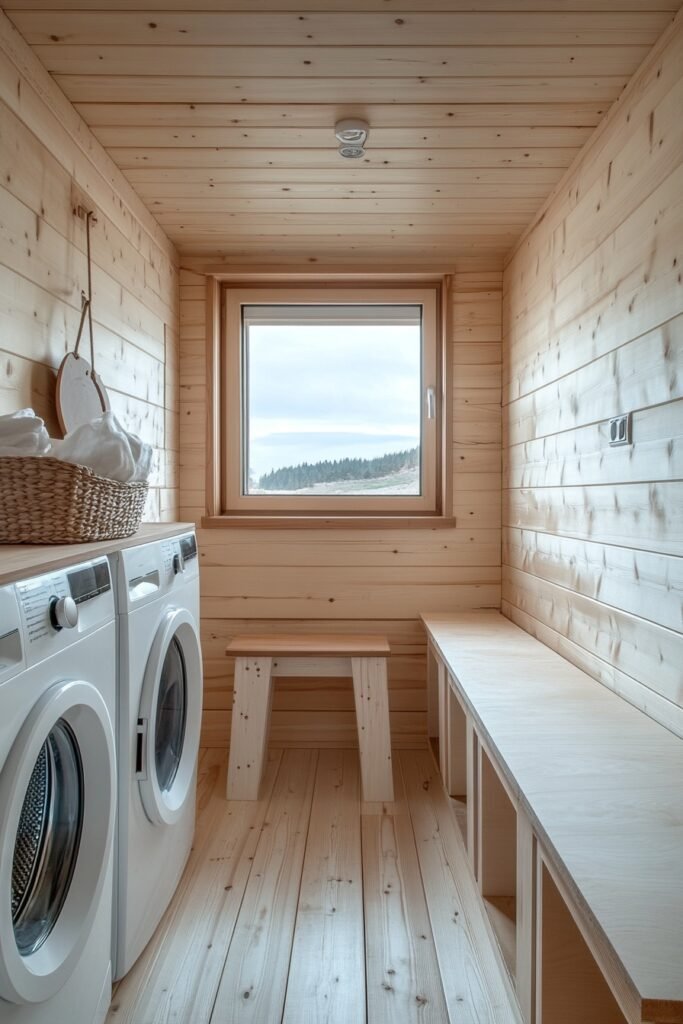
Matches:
[257,445,419,491]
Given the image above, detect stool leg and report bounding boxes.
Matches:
[227,656,273,800]
[351,657,394,802]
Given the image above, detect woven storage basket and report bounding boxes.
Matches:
[0,456,148,544]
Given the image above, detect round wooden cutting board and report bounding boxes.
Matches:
[56,352,111,436]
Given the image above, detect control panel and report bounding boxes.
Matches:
[16,571,70,646]
[12,558,113,668]
[118,532,199,611]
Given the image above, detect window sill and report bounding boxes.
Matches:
[201,515,457,530]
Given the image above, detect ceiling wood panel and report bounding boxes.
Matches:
[135,183,558,200]
[90,126,596,149]
[5,3,677,260]
[107,148,583,169]
[176,238,523,253]
[27,45,657,77]
[11,11,672,46]
[154,212,535,228]
[4,0,679,10]
[74,102,611,128]
[142,196,551,215]
[56,75,633,104]
[123,167,568,185]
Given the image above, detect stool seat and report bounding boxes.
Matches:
[226,634,394,803]
[226,634,391,658]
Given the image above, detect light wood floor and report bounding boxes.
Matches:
[107,747,522,1024]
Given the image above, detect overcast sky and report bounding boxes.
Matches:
[246,323,421,479]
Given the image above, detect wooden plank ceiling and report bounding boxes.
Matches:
[4,1,679,262]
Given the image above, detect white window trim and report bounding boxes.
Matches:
[220,284,444,517]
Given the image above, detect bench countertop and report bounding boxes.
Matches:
[422,610,683,1022]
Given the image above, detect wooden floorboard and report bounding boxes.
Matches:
[282,748,365,1024]
[108,750,284,1024]
[211,748,319,1023]
[109,747,521,1024]
[362,760,450,1023]
[399,749,523,1024]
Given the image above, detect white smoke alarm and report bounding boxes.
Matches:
[335,119,370,159]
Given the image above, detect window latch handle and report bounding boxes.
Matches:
[426,386,436,420]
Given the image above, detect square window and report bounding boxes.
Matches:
[219,284,445,518]
[244,303,423,496]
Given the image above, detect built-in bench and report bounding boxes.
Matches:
[422,610,683,1024]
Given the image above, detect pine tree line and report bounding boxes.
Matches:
[258,446,419,491]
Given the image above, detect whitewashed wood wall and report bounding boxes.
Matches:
[502,16,683,737]
[0,13,179,522]
[179,261,503,747]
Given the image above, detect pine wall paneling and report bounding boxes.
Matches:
[179,263,503,748]
[0,12,179,521]
[502,12,683,735]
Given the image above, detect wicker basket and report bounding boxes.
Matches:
[0,456,148,544]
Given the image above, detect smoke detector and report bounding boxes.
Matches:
[338,144,365,159]
[335,118,369,159]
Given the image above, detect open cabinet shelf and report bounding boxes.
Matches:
[484,895,517,979]
[429,647,471,852]
[538,861,628,1024]
[478,744,518,979]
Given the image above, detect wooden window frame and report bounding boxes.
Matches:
[203,273,453,529]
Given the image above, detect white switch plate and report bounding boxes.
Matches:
[608,413,631,446]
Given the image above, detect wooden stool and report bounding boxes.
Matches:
[225,634,394,802]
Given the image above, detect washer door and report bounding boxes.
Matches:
[137,608,202,826]
[0,680,115,1005]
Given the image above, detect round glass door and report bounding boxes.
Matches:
[0,679,115,1006]
[12,720,84,957]
[138,608,203,827]
[154,637,187,793]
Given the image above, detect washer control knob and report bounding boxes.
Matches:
[50,595,79,631]
[172,552,185,576]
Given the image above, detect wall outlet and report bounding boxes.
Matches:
[608,413,631,446]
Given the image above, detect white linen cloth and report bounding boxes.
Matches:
[126,426,154,483]
[51,412,153,483]
[0,408,51,456]
[0,409,153,483]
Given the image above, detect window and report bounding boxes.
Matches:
[214,282,447,521]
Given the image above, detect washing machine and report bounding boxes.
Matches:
[0,557,116,1024]
[110,531,202,980]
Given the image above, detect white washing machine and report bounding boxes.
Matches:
[0,558,116,1024]
[110,532,202,980]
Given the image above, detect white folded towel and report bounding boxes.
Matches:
[127,428,154,483]
[0,408,51,456]
[0,409,153,482]
[0,408,42,429]
[53,411,153,484]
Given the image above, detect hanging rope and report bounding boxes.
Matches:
[73,294,90,358]
[72,209,96,371]
[86,209,95,370]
